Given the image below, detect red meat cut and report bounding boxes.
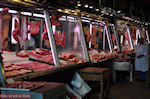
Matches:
[12,19,21,42]
[28,21,41,35]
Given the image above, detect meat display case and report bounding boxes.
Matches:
[81,17,117,63]
[44,12,89,67]
[0,4,90,86]
[117,23,134,53]
[129,25,150,49]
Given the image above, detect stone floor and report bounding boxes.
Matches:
[84,71,150,99]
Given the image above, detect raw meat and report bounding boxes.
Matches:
[57,31,62,46]
[35,48,52,55]
[86,29,91,42]
[61,31,66,47]
[112,34,117,46]
[114,53,130,62]
[28,21,41,35]
[73,31,78,49]
[130,26,136,40]
[51,14,61,26]
[61,53,76,59]
[12,19,21,42]
[2,81,44,89]
[16,50,29,58]
[42,24,48,40]
[91,27,98,45]
[17,62,56,72]
[0,8,11,51]
[99,26,102,40]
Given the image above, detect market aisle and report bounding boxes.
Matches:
[86,71,150,99]
[108,79,150,99]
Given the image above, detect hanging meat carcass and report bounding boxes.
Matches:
[13,19,21,42]
[112,33,117,46]
[99,25,103,41]
[51,14,62,26]
[28,21,41,35]
[91,26,98,45]
[61,31,66,47]
[42,24,66,47]
[42,24,50,48]
[130,25,136,40]
[0,8,11,51]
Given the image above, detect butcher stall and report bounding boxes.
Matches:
[112,21,135,83]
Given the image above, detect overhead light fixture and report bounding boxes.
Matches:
[117,10,121,13]
[101,10,104,13]
[89,6,93,9]
[74,12,78,15]
[77,1,80,3]
[77,3,81,7]
[57,9,62,12]
[110,14,113,16]
[95,9,99,11]
[85,4,88,8]
[21,12,32,16]
[105,13,109,15]
[87,15,90,17]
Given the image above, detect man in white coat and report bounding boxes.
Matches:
[135,38,149,81]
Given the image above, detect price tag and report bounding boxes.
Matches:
[6,78,15,84]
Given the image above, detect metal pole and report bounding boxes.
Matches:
[103,26,106,51]
[146,30,150,44]
[105,25,113,52]
[126,26,133,49]
[78,17,90,61]
[40,19,44,48]
[43,10,60,67]
[107,25,113,51]
[112,24,120,51]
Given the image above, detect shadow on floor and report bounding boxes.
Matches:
[84,71,150,99]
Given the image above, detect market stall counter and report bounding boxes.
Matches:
[0,81,66,99]
[79,67,111,99]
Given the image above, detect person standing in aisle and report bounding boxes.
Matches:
[135,38,149,81]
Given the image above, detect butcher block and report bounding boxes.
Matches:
[0,82,66,99]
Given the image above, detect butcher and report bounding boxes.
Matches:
[135,38,149,81]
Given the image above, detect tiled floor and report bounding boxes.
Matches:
[84,71,150,99]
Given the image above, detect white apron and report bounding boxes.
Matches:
[135,43,149,72]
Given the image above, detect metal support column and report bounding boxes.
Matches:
[43,10,60,67]
[78,17,90,61]
[126,26,133,49]
[105,25,113,52]
[112,24,120,51]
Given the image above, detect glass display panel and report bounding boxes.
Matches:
[1,10,56,79]
[117,24,133,53]
[82,20,116,62]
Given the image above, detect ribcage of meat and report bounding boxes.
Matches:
[2,81,44,89]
